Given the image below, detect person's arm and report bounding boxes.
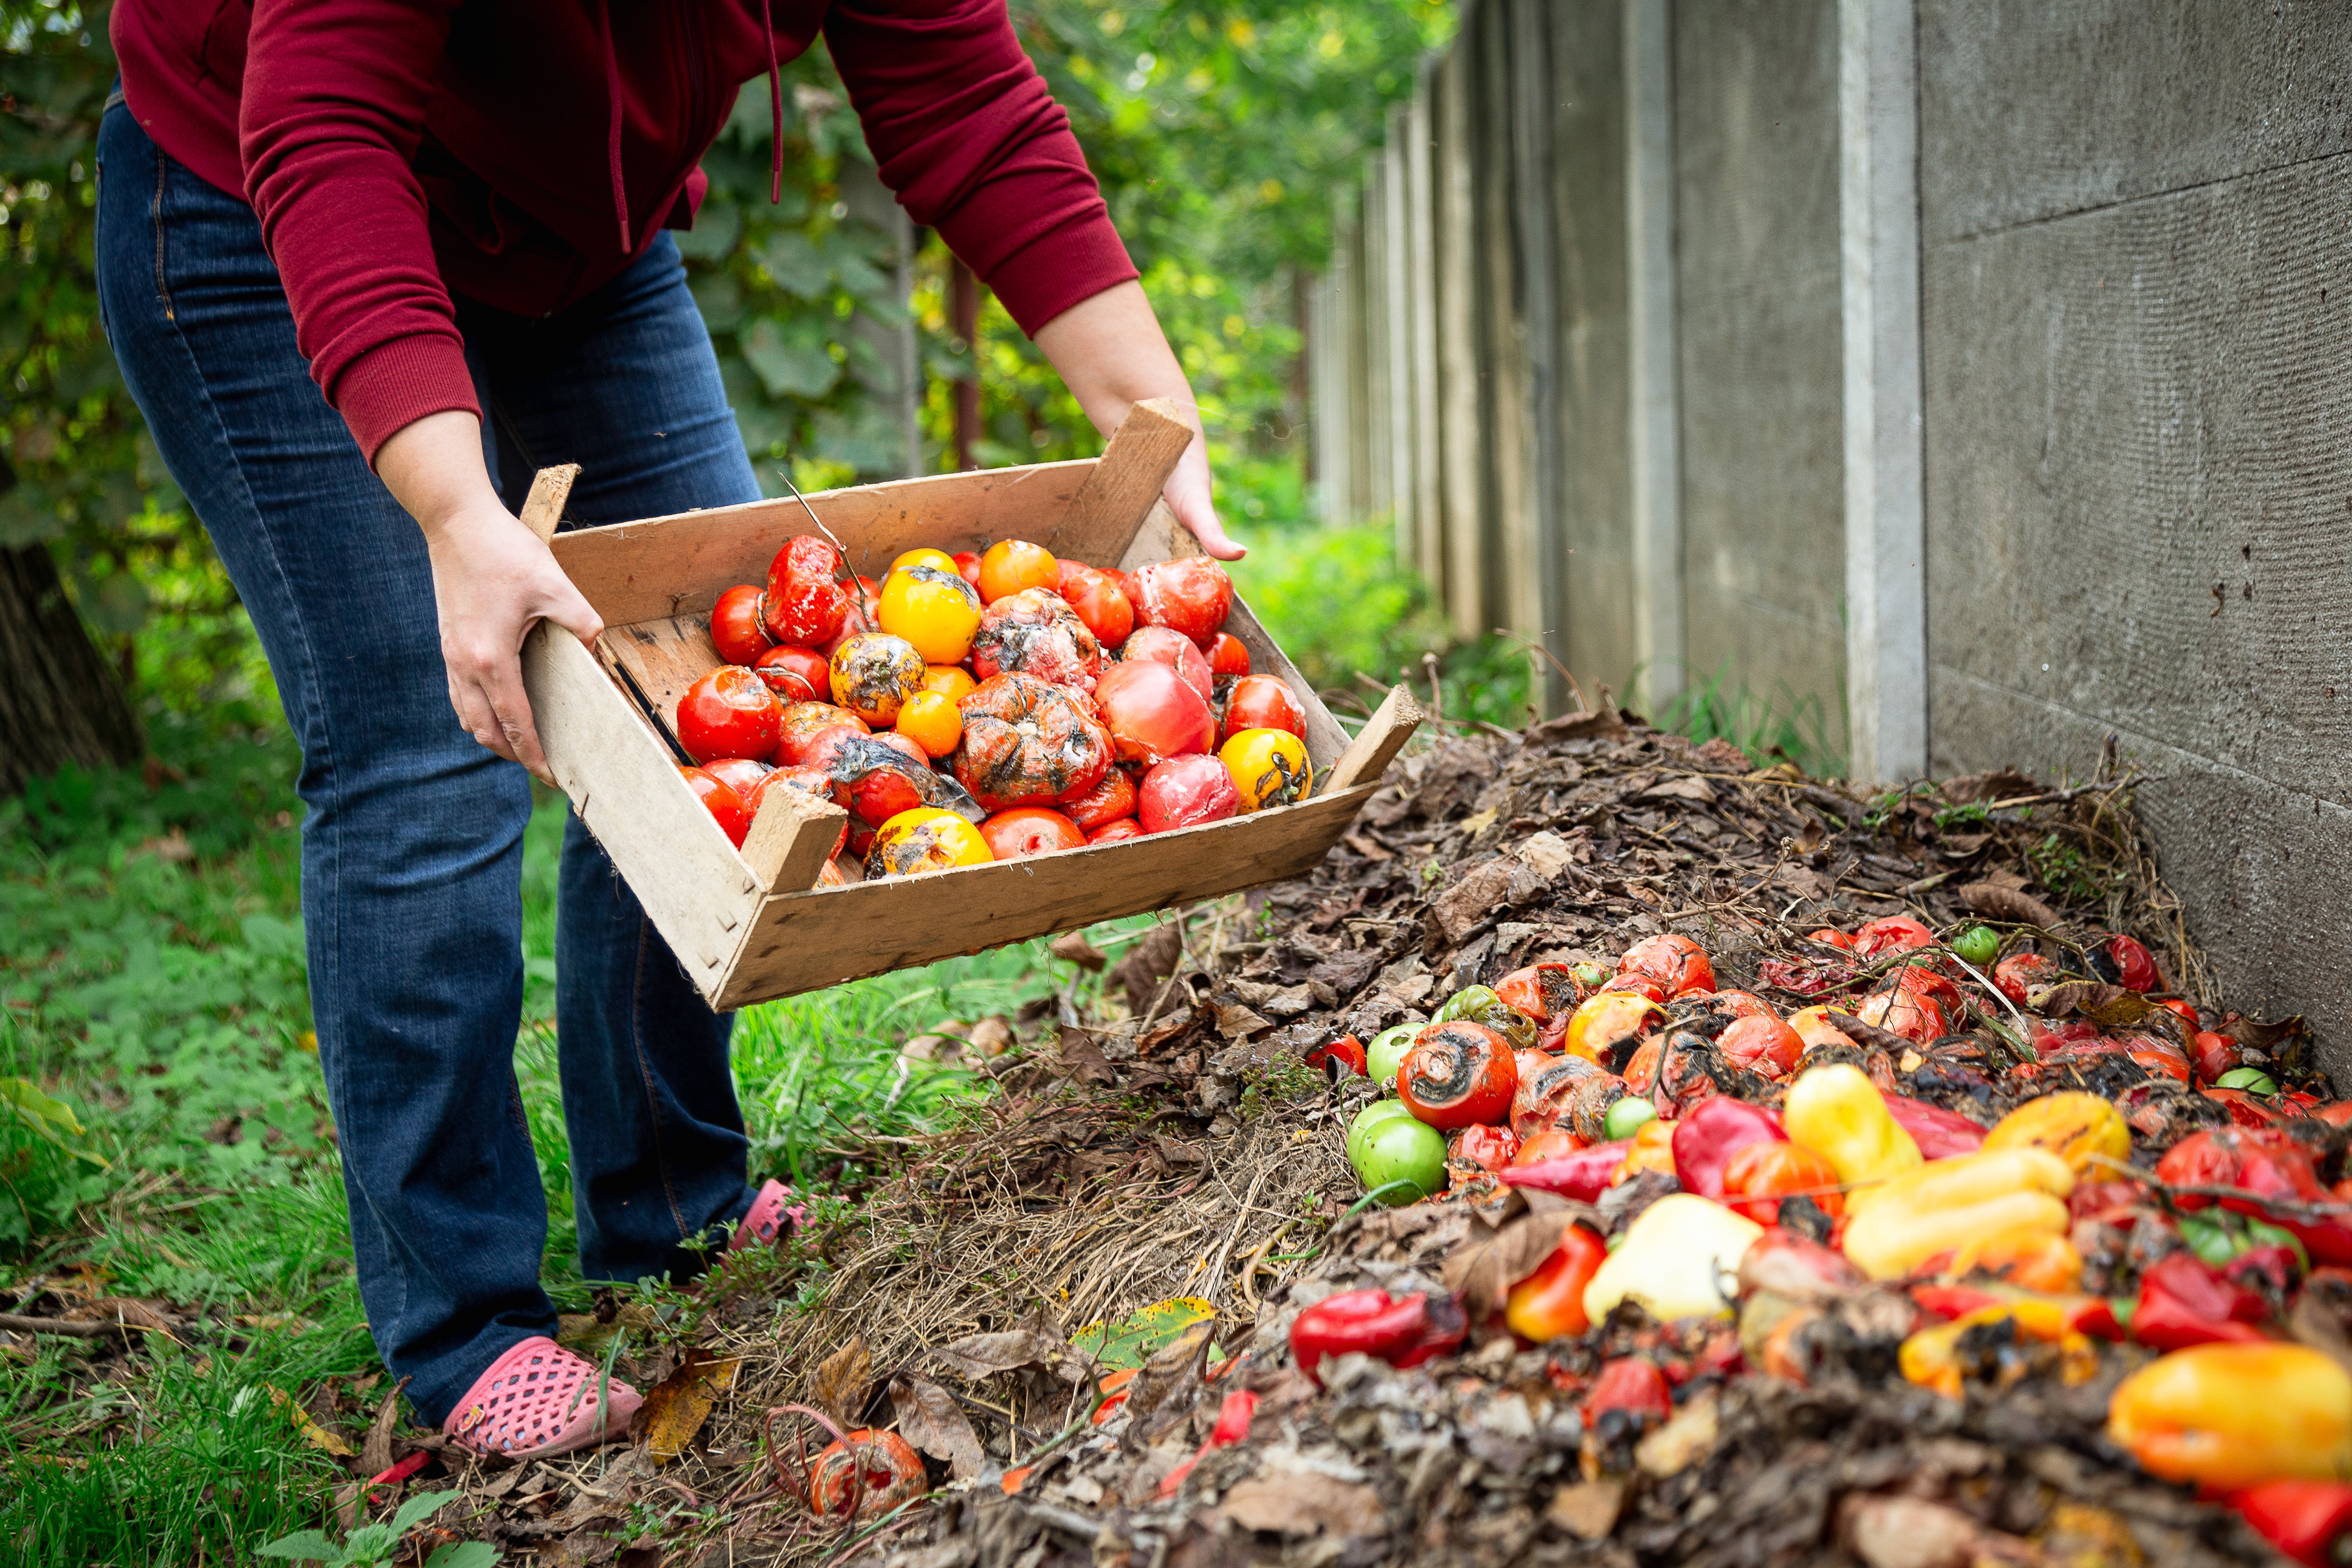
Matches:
[1032,283,1238,560]
[826,0,1235,557]
[374,413,603,782]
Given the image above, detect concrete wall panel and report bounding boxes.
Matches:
[1920,0,2352,243]
[1672,0,1849,752]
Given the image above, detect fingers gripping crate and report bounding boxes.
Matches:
[518,400,1424,1009]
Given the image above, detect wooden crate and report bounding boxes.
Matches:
[519,401,1422,1010]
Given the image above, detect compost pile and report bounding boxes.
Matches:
[387,711,2346,1568]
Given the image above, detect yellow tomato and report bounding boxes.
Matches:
[894,691,964,758]
[1562,990,1664,1064]
[977,539,1058,604]
[867,808,992,878]
[828,632,925,724]
[891,547,959,576]
[919,664,978,702]
[1219,727,1313,811]
[876,564,983,664]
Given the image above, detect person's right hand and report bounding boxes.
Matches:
[375,409,602,784]
[419,500,603,782]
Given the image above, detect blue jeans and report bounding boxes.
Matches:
[95,104,766,1425]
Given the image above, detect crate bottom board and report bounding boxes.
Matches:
[710,782,1379,1008]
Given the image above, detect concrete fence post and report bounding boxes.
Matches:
[1383,112,1419,561]
[1838,0,1928,784]
[1625,0,1683,711]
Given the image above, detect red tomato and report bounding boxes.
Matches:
[1452,1124,1521,1176]
[1993,952,2058,1005]
[1086,818,1145,845]
[1707,990,1776,1020]
[1808,928,1857,951]
[775,701,869,766]
[1055,562,1136,650]
[1853,916,1934,956]
[702,756,772,798]
[952,551,982,588]
[2155,998,2199,1023]
[1095,660,1216,765]
[2103,934,2162,992]
[1513,1127,1586,1166]
[2193,1031,2243,1084]
[1717,1014,1804,1080]
[978,807,1086,860]
[814,730,936,827]
[1892,962,1964,1010]
[1495,962,1578,1023]
[1131,557,1234,649]
[743,766,848,857]
[1586,1357,1672,1422]
[2121,1031,2192,1084]
[817,594,873,661]
[680,766,750,846]
[753,644,830,702]
[677,666,782,764]
[709,584,775,666]
[1119,625,1213,703]
[1206,631,1250,678]
[761,536,850,646]
[1062,767,1138,831]
[1138,753,1240,832]
[1856,987,1947,1044]
[1398,1023,1518,1129]
[1618,934,1715,998]
[1599,974,1668,1004]
[807,1430,926,1521]
[1220,674,1305,744]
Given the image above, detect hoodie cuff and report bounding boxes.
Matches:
[983,217,1140,338]
[334,333,482,467]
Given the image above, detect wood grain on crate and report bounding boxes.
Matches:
[1046,398,1195,565]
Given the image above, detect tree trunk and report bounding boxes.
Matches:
[0,544,144,793]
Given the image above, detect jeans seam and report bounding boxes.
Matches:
[150,146,175,321]
[630,914,692,1243]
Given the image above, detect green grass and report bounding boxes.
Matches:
[1647,661,1847,780]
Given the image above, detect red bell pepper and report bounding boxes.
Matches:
[1305,1035,1367,1077]
[1883,1094,1988,1159]
[1156,1389,1258,1498]
[1501,1141,1634,1204]
[2158,1128,2352,1266]
[2131,1252,2273,1350]
[1669,1096,1785,1199]
[2232,1480,2352,1568]
[1585,1356,1673,1422]
[1289,1289,1468,1382]
[1503,1224,1608,1341]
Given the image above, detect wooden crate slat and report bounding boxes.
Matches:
[714,784,1379,1007]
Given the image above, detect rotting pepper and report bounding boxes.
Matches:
[2232,1480,2352,1568]
[1982,1091,2132,1176]
[1840,1148,2075,1282]
[2107,1342,2352,1489]
[1582,1194,1765,1324]
[1502,1141,1635,1204]
[1288,1288,1469,1383]
[1504,1224,1609,1342]
[2128,1251,2272,1351]
[1899,1299,2097,1399]
[1722,1141,1845,1225]
[2158,1127,2352,1266]
[1670,1095,1787,1200]
[1305,1035,1368,1078]
[1784,1063,1923,1188]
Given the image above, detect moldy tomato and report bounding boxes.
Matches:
[1855,986,1946,1044]
[1206,631,1250,679]
[894,690,963,758]
[808,1429,927,1521]
[971,588,1103,692]
[1054,562,1135,649]
[1993,951,2058,1004]
[1220,727,1312,810]
[978,807,1086,860]
[775,701,868,766]
[1220,674,1304,743]
[815,730,936,827]
[1138,753,1240,832]
[952,674,1113,812]
[876,562,983,664]
[866,808,992,878]
[1132,557,1233,649]
[1618,934,1715,998]
[680,766,750,846]
[1095,659,1216,765]
[1062,766,1138,831]
[1853,915,1934,956]
[1717,1014,1804,1080]
[1562,991,1664,1064]
[761,535,851,646]
[977,539,1058,603]
[1398,1022,1518,1129]
[676,665,782,764]
[753,643,830,702]
[828,632,925,725]
[1495,962,1578,1022]
[709,584,775,666]
[1452,1123,1521,1175]
[1119,625,1213,702]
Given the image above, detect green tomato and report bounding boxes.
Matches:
[1434,984,1537,1048]
[1604,1096,1657,1141]
[1367,1024,1421,1090]
[2177,1212,2237,1268]
[2216,1067,2280,1095]
[1951,926,2000,968]
[1345,1098,1416,1162]
[1350,1114,1447,1206]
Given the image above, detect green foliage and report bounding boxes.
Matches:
[1649,662,1847,780]
[258,1491,495,1568]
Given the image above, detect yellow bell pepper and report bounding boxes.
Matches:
[2107,1344,2352,1489]
[1981,1091,2131,1177]
[1581,1194,1765,1324]
[1900,1301,2095,1398]
[1613,1117,1678,1183]
[1945,1226,2082,1294]
[1783,1063,1921,1188]
[1840,1148,2073,1280]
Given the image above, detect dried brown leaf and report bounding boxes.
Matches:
[811,1334,872,1430]
[1118,1317,1215,1447]
[1444,1209,1596,1322]
[1941,769,2040,805]
[1056,1028,1118,1086]
[888,1374,984,1480]
[936,1328,1083,1383]
[1048,931,1108,971]
[1958,883,2064,929]
[361,1375,410,1478]
[2028,981,2150,1027]
[1220,1471,1387,1536]
[1549,1479,1626,1540]
[632,1347,740,1464]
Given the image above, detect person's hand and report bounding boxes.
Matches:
[419,500,603,782]
[1032,281,1244,561]
[376,409,601,783]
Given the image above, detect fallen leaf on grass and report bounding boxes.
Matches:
[888,1374,984,1480]
[1049,931,1108,971]
[1118,1319,1216,1446]
[811,1334,872,1430]
[937,1329,1086,1383]
[361,1374,411,1477]
[1070,1296,1215,1370]
[632,1348,740,1464]
[266,1386,354,1456]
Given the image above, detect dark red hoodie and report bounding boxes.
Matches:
[111,0,1136,464]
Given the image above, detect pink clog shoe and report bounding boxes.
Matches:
[445,1336,642,1457]
[728,1179,805,1252]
